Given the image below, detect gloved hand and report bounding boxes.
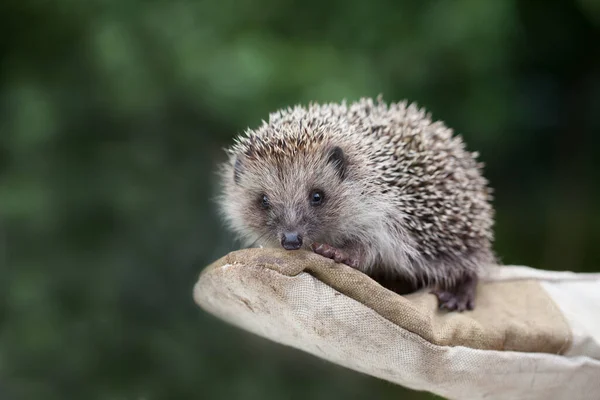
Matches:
[194,248,600,400]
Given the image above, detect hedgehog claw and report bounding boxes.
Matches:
[311,242,359,269]
[432,289,472,312]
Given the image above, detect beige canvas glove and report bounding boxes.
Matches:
[193,248,600,400]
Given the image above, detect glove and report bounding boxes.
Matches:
[194,248,600,400]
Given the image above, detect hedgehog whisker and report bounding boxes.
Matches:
[247,231,270,249]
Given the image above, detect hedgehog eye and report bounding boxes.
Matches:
[260,194,270,209]
[310,190,324,206]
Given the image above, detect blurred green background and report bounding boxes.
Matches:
[1,0,599,399]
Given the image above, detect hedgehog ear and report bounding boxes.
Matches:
[233,156,244,185]
[327,146,347,180]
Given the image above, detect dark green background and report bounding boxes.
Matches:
[1,0,599,399]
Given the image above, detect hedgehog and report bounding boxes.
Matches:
[218,96,496,311]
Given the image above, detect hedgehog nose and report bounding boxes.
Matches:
[281,232,302,250]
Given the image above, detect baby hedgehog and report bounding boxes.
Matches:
[218,97,496,311]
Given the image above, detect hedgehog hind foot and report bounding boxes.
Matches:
[431,273,478,312]
[310,242,360,269]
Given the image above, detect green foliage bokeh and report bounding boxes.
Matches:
[1,1,599,399]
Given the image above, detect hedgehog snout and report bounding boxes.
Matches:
[281,232,303,250]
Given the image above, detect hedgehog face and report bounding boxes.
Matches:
[222,145,354,251]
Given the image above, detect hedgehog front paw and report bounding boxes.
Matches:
[310,242,359,268]
[431,273,478,312]
[432,289,474,312]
